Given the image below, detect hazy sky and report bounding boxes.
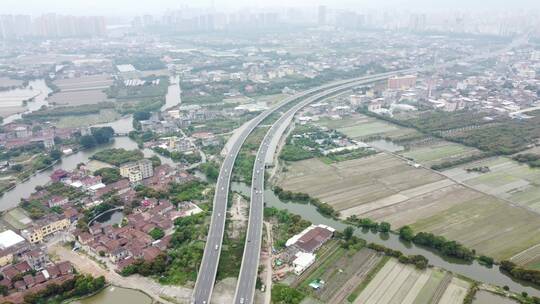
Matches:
[3,0,540,16]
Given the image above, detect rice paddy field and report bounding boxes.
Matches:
[48,89,110,106]
[316,114,421,141]
[54,109,121,128]
[278,153,540,260]
[277,153,445,214]
[400,141,483,167]
[411,196,540,260]
[282,113,540,265]
[443,157,540,211]
[351,259,470,304]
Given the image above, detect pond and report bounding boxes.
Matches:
[72,286,153,304]
[93,209,124,226]
[365,139,404,152]
[230,181,540,297]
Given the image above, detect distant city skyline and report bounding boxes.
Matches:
[3,0,540,16]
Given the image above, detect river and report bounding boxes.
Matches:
[162,75,181,112]
[230,182,540,297]
[0,74,184,211]
[0,137,140,211]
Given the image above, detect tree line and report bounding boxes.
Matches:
[273,186,339,218]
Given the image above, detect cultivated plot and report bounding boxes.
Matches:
[317,114,419,140]
[299,248,381,303]
[400,141,482,167]
[278,153,540,260]
[352,259,469,304]
[444,157,540,211]
[277,153,444,213]
[411,196,540,260]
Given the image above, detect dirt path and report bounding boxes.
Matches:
[49,245,192,304]
[263,222,273,304]
[228,194,248,239]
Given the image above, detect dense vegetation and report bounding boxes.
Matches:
[280,144,315,161]
[91,148,144,166]
[362,108,540,155]
[93,167,122,184]
[199,162,220,181]
[271,283,305,304]
[273,186,339,218]
[264,207,311,248]
[513,153,540,168]
[149,227,165,240]
[500,260,540,287]
[322,148,376,163]
[79,127,115,149]
[121,213,207,285]
[153,147,201,164]
[168,181,208,204]
[23,275,106,304]
[430,152,492,170]
[345,216,391,233]
[399,226,475,261]
[23,102,115,119]
[367,243,429,269]
[234,152,256,184]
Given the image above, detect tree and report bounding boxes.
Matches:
[94,167,122,184]
[0,285,7,296]
[200,162,219,181]
[49,149,62,160]
[343,226,354,241]
[378,222,391,233]
[11,164,23,172]
[399,226,415,241]
[91,127,114,144]
[150,227,165,240]
[271,283,305,304]
[79,135,97,149]
[133,111,151,121]
[149,155,161,168]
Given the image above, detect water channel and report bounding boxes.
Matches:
[0,74,181,211]
[230,182,540,297]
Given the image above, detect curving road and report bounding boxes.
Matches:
[232,73,409,304]
[192,70,412,304]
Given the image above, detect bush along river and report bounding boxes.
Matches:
[231,181,540,297]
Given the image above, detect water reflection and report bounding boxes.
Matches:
[72,286,152,304]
